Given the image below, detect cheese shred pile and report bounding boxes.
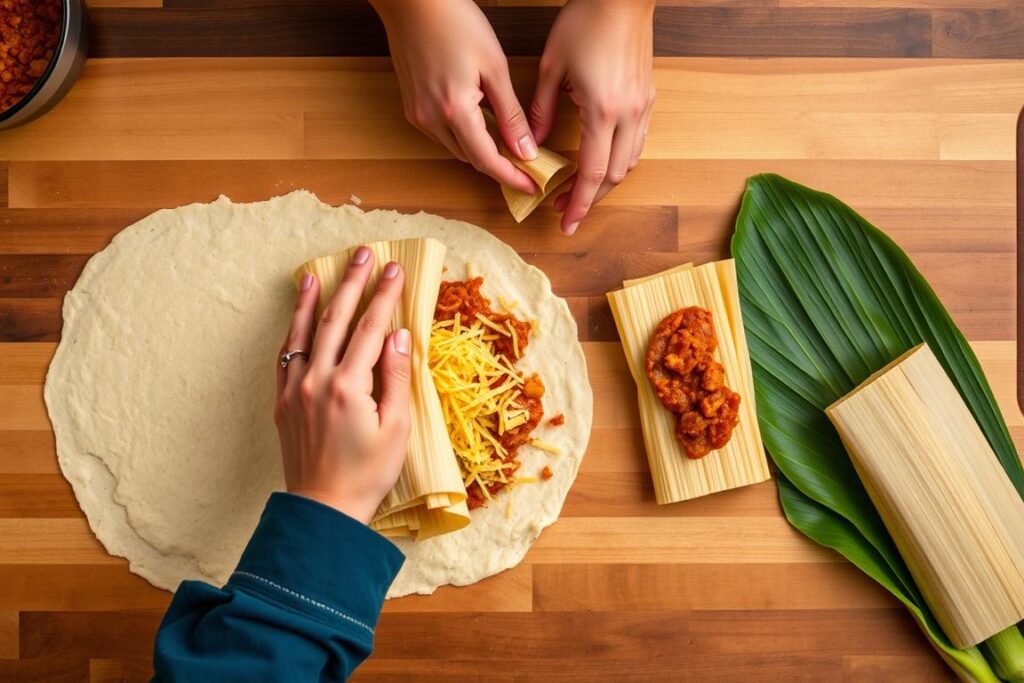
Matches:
[429,313,532,504]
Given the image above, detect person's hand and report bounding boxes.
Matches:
[273,247,412,524]
[371,0,537,194]
[530,0,656,235]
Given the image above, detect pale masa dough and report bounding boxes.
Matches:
[44,191,593,597]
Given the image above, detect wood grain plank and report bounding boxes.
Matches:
[781,0,1004,7]
[90,0,162,6]
[0,298,61,342]
[652,59,1024,116]
[8,58,1024,163]
[86,6,946,58]
[0,474,78,518]
[1018,104,1023,415]
[933,8,1024,58]
[12,58,1020,122]
[1,110,305,161]
[533,563,896,612]
[0,209,151,255]
[307,109,953,161]
[0,386,48,431]
[578,428,647,473]
[384,564,532,613]
[0,519,117,564]
[0,658,89,682]
[842,654,956,682]
[89,5,390,58]
[0,431,58,474]
[561,473,783,517]
[10,160,1013,212]
[353,654,855,682]
[939,112,1018,160]
[0,206,677,255]
[0,343,55,384]
[0,255,89,298]
[369,609,934,660]
[89,659,152,683]
[651,7,931,58]
[23,609,940,682]
[528,517,836,564]
[495,0,777,5]
[584,344,639,431]
[0,612,16,659]
[19,611,164,659]
[0,566,168,612]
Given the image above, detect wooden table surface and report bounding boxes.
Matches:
[1,1,1023,681]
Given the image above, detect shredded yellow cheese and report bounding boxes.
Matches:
[530,438,563,455]
[498,295,519,312]
[429,316,532,503]
[507,320,521,359]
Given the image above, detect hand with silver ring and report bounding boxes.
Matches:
[273,246,412,524]
[279,350,309,368]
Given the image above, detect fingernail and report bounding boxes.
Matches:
[563,221,580,236]
[394,328,411,355]
[518,134,538,161]
[300,273,314,292]
[383,262,400,279]
[352,246,370,265]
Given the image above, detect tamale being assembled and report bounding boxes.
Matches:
[294,238,470,540]
[827,344,1024,648]
[607,260,770,504]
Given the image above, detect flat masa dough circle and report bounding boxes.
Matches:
[44,191,593,597]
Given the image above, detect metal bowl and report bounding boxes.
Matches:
[0,0,89,131]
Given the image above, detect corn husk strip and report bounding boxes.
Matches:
[483,109,576,223]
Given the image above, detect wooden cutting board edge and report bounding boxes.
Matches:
[1018,104,1024,417]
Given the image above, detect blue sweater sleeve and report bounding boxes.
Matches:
[152,492,404,683]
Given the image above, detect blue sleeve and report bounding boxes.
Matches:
[152,492,404,683]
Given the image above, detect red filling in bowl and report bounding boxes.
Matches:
[0,0,62,113]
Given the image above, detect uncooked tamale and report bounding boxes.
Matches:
[827,343,1024,648]
[607,260,770,504]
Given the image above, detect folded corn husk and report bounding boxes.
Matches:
[828,343,1024,648]
[483,109,576,222]
[294,238,470,540]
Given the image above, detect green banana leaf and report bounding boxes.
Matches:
[731,173,1024,681]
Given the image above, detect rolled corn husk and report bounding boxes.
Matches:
[483,110,576,223]
[827,343,1024,648]
[294,238,470,540]
[607,260,770,504]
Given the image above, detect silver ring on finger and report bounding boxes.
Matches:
[279,350,309,369]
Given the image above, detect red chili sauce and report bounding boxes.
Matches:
[645,307,740,459]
